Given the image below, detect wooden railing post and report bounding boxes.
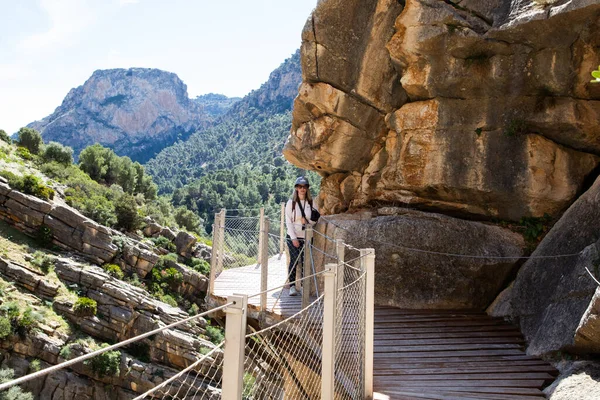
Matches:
[209,209,226,295]
[222,294,248,400]
[361,248,376,400]
[302,226,313,308]
[260,218,270,311]
[336,238,345,299]
[257,207,265,265]
[321,263,337,400]
[279,202,285,259]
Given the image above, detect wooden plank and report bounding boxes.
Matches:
[375,365,558,375]
[374,343,523,352]
[393,387,545,396]
[374,325,520,334]
[373,379,545,388]
[374,337,525,345]
[374,331,523,339]
[382,390,541,400]
[374,349,528,358]
[374,372,555,381]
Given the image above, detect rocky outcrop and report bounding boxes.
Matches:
[545,361,600,400]
[27,68,212,163]
[0,256,222,399]
[0,182,159,274]
[284,0,600,221]
[498,174,600,356]
[313,209,525,309]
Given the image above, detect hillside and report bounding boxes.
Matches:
[145,50,320,225]
[27,68,219,163]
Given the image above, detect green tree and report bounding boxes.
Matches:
[115,193,141,231]
[17,127,43,154]
[79,144,109,181]
[0,129,10,143]
[43,142,73,165]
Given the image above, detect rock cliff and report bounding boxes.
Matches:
[284,0,600,221]
[28,68,214,163]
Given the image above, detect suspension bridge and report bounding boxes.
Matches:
[0,206,557,399]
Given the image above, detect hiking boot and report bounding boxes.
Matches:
[290,286,298,296]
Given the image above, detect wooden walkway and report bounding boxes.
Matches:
[372,308,558,400]
[211,258,558,399]
[211,255,305,318]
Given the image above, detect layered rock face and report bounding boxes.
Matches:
[284,0,600,221]
[28,68,211,163]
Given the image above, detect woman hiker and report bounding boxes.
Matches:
[285,176,319,296]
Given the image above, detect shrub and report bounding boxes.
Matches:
[17,128,43,155]
[28,359,41,373]
[115,193,141,231]
[15,147,33,160]
[73,297,97,317]
[31,251,54,273]
[0,129,10,143]
[151,236,176,252]
[174,207,202,234]
[205,323,224,345]
[59,345,72,360]
[0,317,11,339]
[42,142,73,165]
[86,344,121,377]
[188,304,200,315]
[186,257,210,275]
[158,294,178,307]
[0,368,33,400]
[4,173,55,201]
[103,264,124,279]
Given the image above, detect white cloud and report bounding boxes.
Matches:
[0,63,34,80]
[119,0,140,6]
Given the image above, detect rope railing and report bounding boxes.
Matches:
[0,301,233,394]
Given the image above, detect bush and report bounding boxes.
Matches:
[205,323,224,345]
[0,129,11,143]
[103,264,124,279]
[17,127,43,155]
[28,359,41,373]
[31,251,54,273]
[186,257,210,275]
[151,236,176,252]
[73,297,97,317]
[115,193,141,231]
[158,294,178,307]
[0,369,33,400]
[42,142,73,165]
[0,316,11,339]
[86,344,121,377]
[3,173,55,201]
[15,147,33,160]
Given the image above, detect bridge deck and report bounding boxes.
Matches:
[372,308,557,400]
[211,255,306,318]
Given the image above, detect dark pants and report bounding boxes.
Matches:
[286,236,305,285]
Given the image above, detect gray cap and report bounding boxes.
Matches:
[295,176,309,186]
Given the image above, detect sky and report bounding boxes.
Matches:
[0,0,317,134]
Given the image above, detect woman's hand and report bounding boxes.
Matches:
[301,217,307,225]
[292,239,300,248]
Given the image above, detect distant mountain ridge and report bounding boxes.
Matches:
[145,50,302,193]
[27,68,237,163]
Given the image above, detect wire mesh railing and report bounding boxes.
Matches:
[243,295,325,399]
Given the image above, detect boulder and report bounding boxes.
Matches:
[508,175,600,356]
[314,209,525,309]
[174,230,196,257]
[545,361,600,400]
